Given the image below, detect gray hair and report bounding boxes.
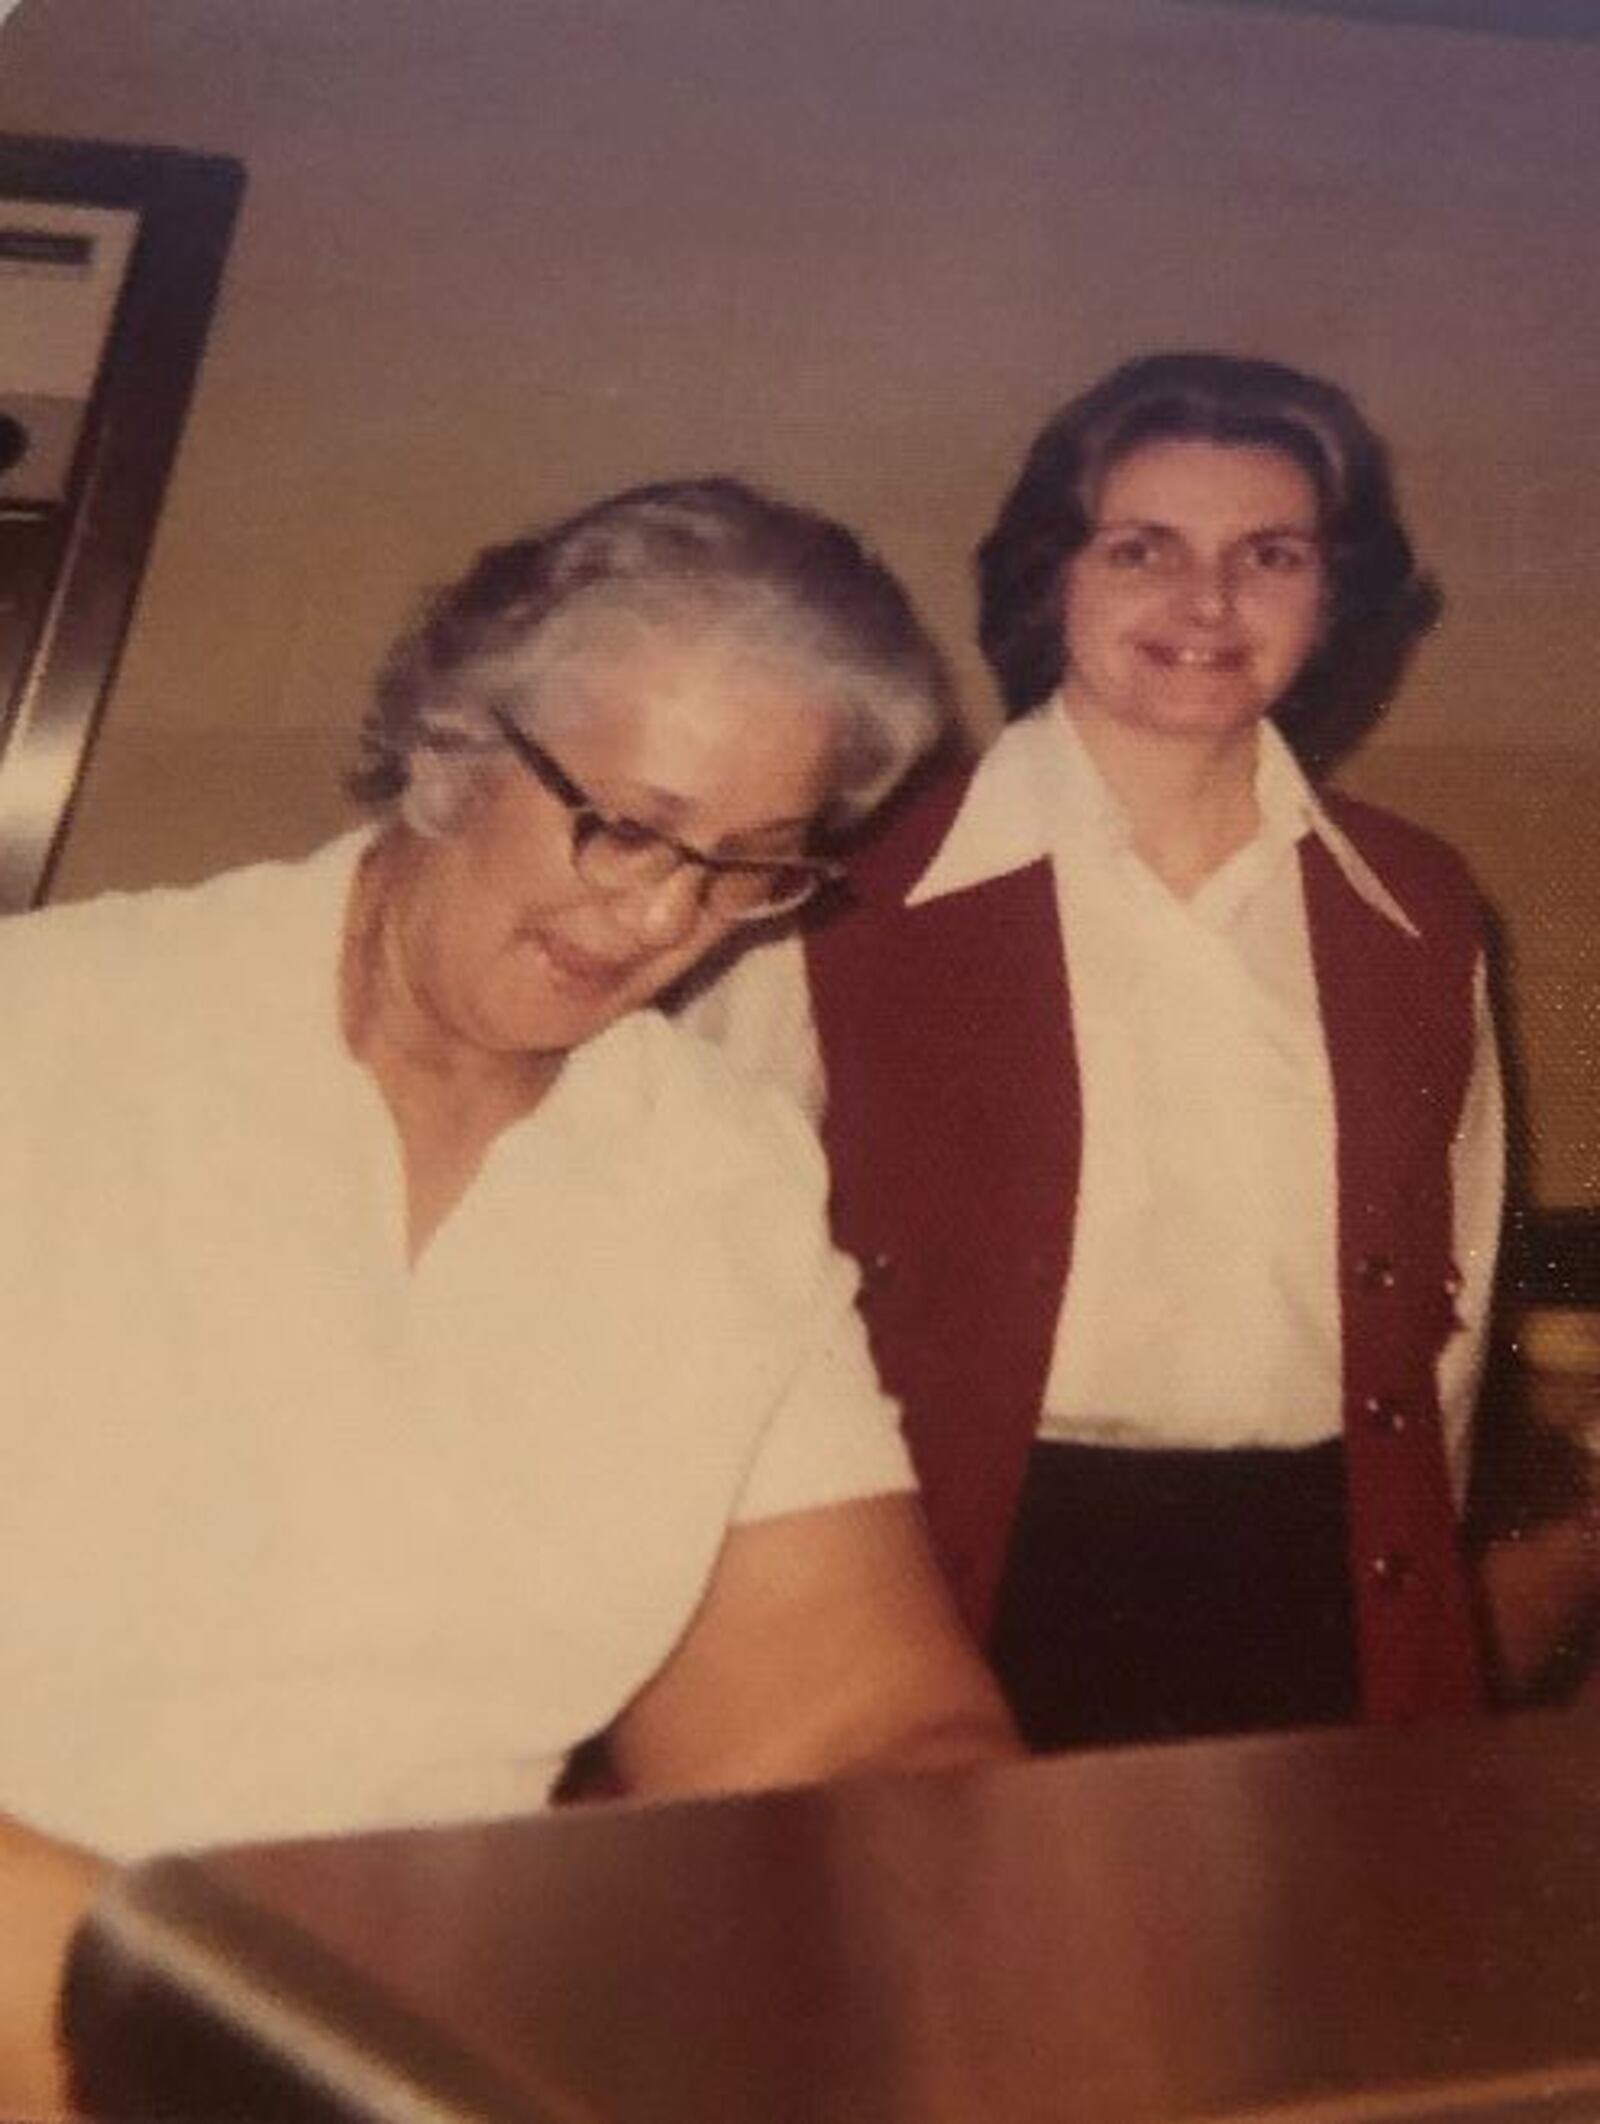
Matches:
[350,478,958,838]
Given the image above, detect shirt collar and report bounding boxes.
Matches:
[1255,726,1421,938]
[906,696,1420,939]
[905,703,1072,904]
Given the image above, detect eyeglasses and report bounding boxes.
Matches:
[490,709,845,922]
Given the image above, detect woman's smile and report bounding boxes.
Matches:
[1137,638,1250,673]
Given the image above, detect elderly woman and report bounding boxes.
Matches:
[691,354,1505,1750]
[0,477,1016,2111]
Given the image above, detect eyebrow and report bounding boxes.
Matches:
[616,789,819,855]
[577,765,816,845]
[1096,516,1321,539]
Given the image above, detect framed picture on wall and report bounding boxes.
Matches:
[0,132,243,909]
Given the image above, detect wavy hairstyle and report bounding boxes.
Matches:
[350,477,957,838]
[976,352,1440,767]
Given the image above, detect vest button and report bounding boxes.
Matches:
[1355,1253,1397,1293]
[1363,1395,1408,1434]
[1368,1550,1415,1591]
[862,1251,896,1290]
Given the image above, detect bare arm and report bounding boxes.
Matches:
[0,1812,109,2118]
[610,1494,1022,1800]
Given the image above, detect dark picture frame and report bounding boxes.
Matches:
[0,132,243,908]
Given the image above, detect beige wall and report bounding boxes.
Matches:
[1,0,1596,1199]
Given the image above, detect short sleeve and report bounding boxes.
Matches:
[732,1248,914,1523]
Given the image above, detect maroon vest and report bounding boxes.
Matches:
[807,766,1486,1723]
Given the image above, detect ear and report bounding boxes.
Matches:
[1053,553,1079,677]
[406,743,495,837]
[1313,573,1339,654]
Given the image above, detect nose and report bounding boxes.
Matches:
[1180,552,1237,624]
[599,863,704,948]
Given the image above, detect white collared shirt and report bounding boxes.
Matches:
[684,703,1502,1491]
[0,835,912,1858]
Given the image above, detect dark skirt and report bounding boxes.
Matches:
[989,1437,1358,1751]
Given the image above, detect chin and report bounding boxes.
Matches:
[467,986,611,1059]
[1132,702,1265,742]
[509,1006,617,1057]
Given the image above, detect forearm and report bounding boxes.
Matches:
[792,1687,1024,1788]
[633,1658,1022,1802]
[0,1812,110,2119]
[611,1498,1026,1802]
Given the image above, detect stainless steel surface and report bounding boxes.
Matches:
[71,1710,1600,2122]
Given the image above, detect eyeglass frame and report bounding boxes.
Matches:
[487,707,846,922]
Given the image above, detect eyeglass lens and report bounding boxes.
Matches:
[572,818,818,918]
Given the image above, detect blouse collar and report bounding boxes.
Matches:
[906,697,1419,939]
